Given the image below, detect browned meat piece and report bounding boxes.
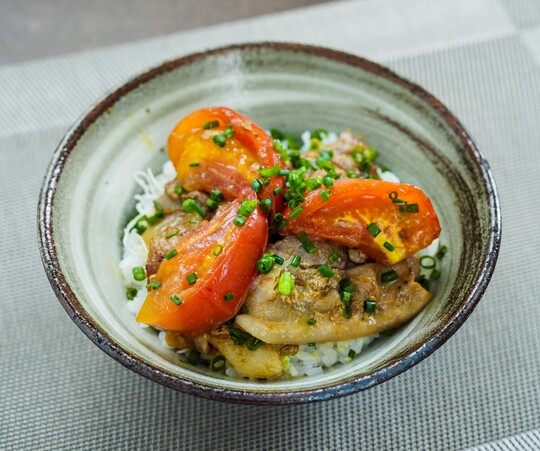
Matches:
[142,210,205,276]
[347,248,368,265]
[236,242,431,345]
[206,326,283,379]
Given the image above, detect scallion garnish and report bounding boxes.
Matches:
[381,270,398,283]
[383,242,395,252]
[273,139,283,151]
[229,327,247,345]
[291,255,301,267]
[272,213,284,223]
[251,179,263,194]
[212,134,227,148]
[328,253,338,264]
[272,254,285,266]
[273,186,283,195]
[258,198,272,213]
[209,189,224,202]
[259,164,281,178]
[420,255,436,269]
[234,216,246,227]
[170,294,183,305]
[213,244,223,256]
[430,268,441,280]
[322,176,334,188]
[206,199,218,210]
[211,355,226,372]
[318,265,335,278]
[189,162,200,167]
[297,232,316,253]
[223,124,235,139]
[186,273,197,285]
[320,189,332,202]
[126,287,138,300]
[405,203,419,213]
[203,120,219,129]
[367,223,381,238]
[223,292,234,302]
[415,274,430,290]
[308,342,316,347]
[132,266,146,281]
[307,318,317,326]
[348,349,357,359]
[173,184,185,196]
[182,198,207,218]
[164,249,178,260]
[239,305,249,314]
[146,280,161,290]
[187,350,200,365]
[289,206,303,220]
[256,254,276,274]
[247,337,263,351]
[363,300,376,314]
[165,229,179,239]
[278,271,295,296]
[436,245,448,259]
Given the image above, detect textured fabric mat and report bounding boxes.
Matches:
[1,0,539,449]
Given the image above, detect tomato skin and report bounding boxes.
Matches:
[168,107,284,210]
[282,179,441,265]
[136,200,268,335]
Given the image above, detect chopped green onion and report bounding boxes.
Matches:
[203,120,219,129]
[346,170,358,178]
[270,129,284,139]
[328,253,338,264]
[318,265,335,278]
[259,164,281,178]
[348,349,357,359]
[383,242,395,252]
[279,169,289,176]
[273,139,283,151]
[289,206,303,220]
[343,302,352,319]
[273,186,283,195]
[367,223,381,238]
[234,216,246,227]
[381,270,398,284]
[126,287,138,300]
[273,213,284,223]
[322,176,334,188]
[213,244,223,256]
[223,124,235,139]
[187,350,200,365]
[212,134,227,147]
[291,255,301,267]
[189,162,200,167]
[311,129,329,141]
[278,271,295,296]
[364,300,376,314]
[182,198,207,218]
[238,199,258,217]
[277,219,288,231]
[297,232,316,253]
[320,189,332,202]
[239,305,249,314]
[211,355,226,372]
[186,273,197,285]
[170,294,183,305]
[210,189,224,202]
[307,318,317,326]
[389,191,398,201]
[247,337,263,351]
[259,198,273,213]
[341,291,351,302]
[223,292,234,302]
[430,268,441,280]
[131,216,148,235]
[257,254,276,274]
[436,245,448,259]
[284,134,302,150]
[415,274,430,291]
[132,266,146,281]
[203,200,217,210]
[146,280,161,290]
[229,327,247,345]
[165,229,179,239]
[306,177,322,191]
[420,255,436,269]
[251,179,263,194]
[308,342,316,347]
[405,203,419,213]
[272,254,285,266]
[174,184,185,196]
[164,249,178,260]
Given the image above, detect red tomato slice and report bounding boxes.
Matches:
[282,179,441,265]
[168,107,284,209]
[136,199,268,335]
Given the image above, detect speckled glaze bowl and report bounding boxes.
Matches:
[38,43,501,404]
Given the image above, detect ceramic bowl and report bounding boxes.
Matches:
[38,43,501,404]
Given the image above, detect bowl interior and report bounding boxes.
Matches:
[45,44,497,402]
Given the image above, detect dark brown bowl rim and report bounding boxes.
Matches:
[38,42,502,405]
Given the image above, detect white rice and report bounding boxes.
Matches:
[118,131,440,378]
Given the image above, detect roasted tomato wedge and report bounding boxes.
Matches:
[136,199,268,335]
[282,179,441,265]
[168,107,284,209]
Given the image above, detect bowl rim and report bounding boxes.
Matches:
[38,41,502,405]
